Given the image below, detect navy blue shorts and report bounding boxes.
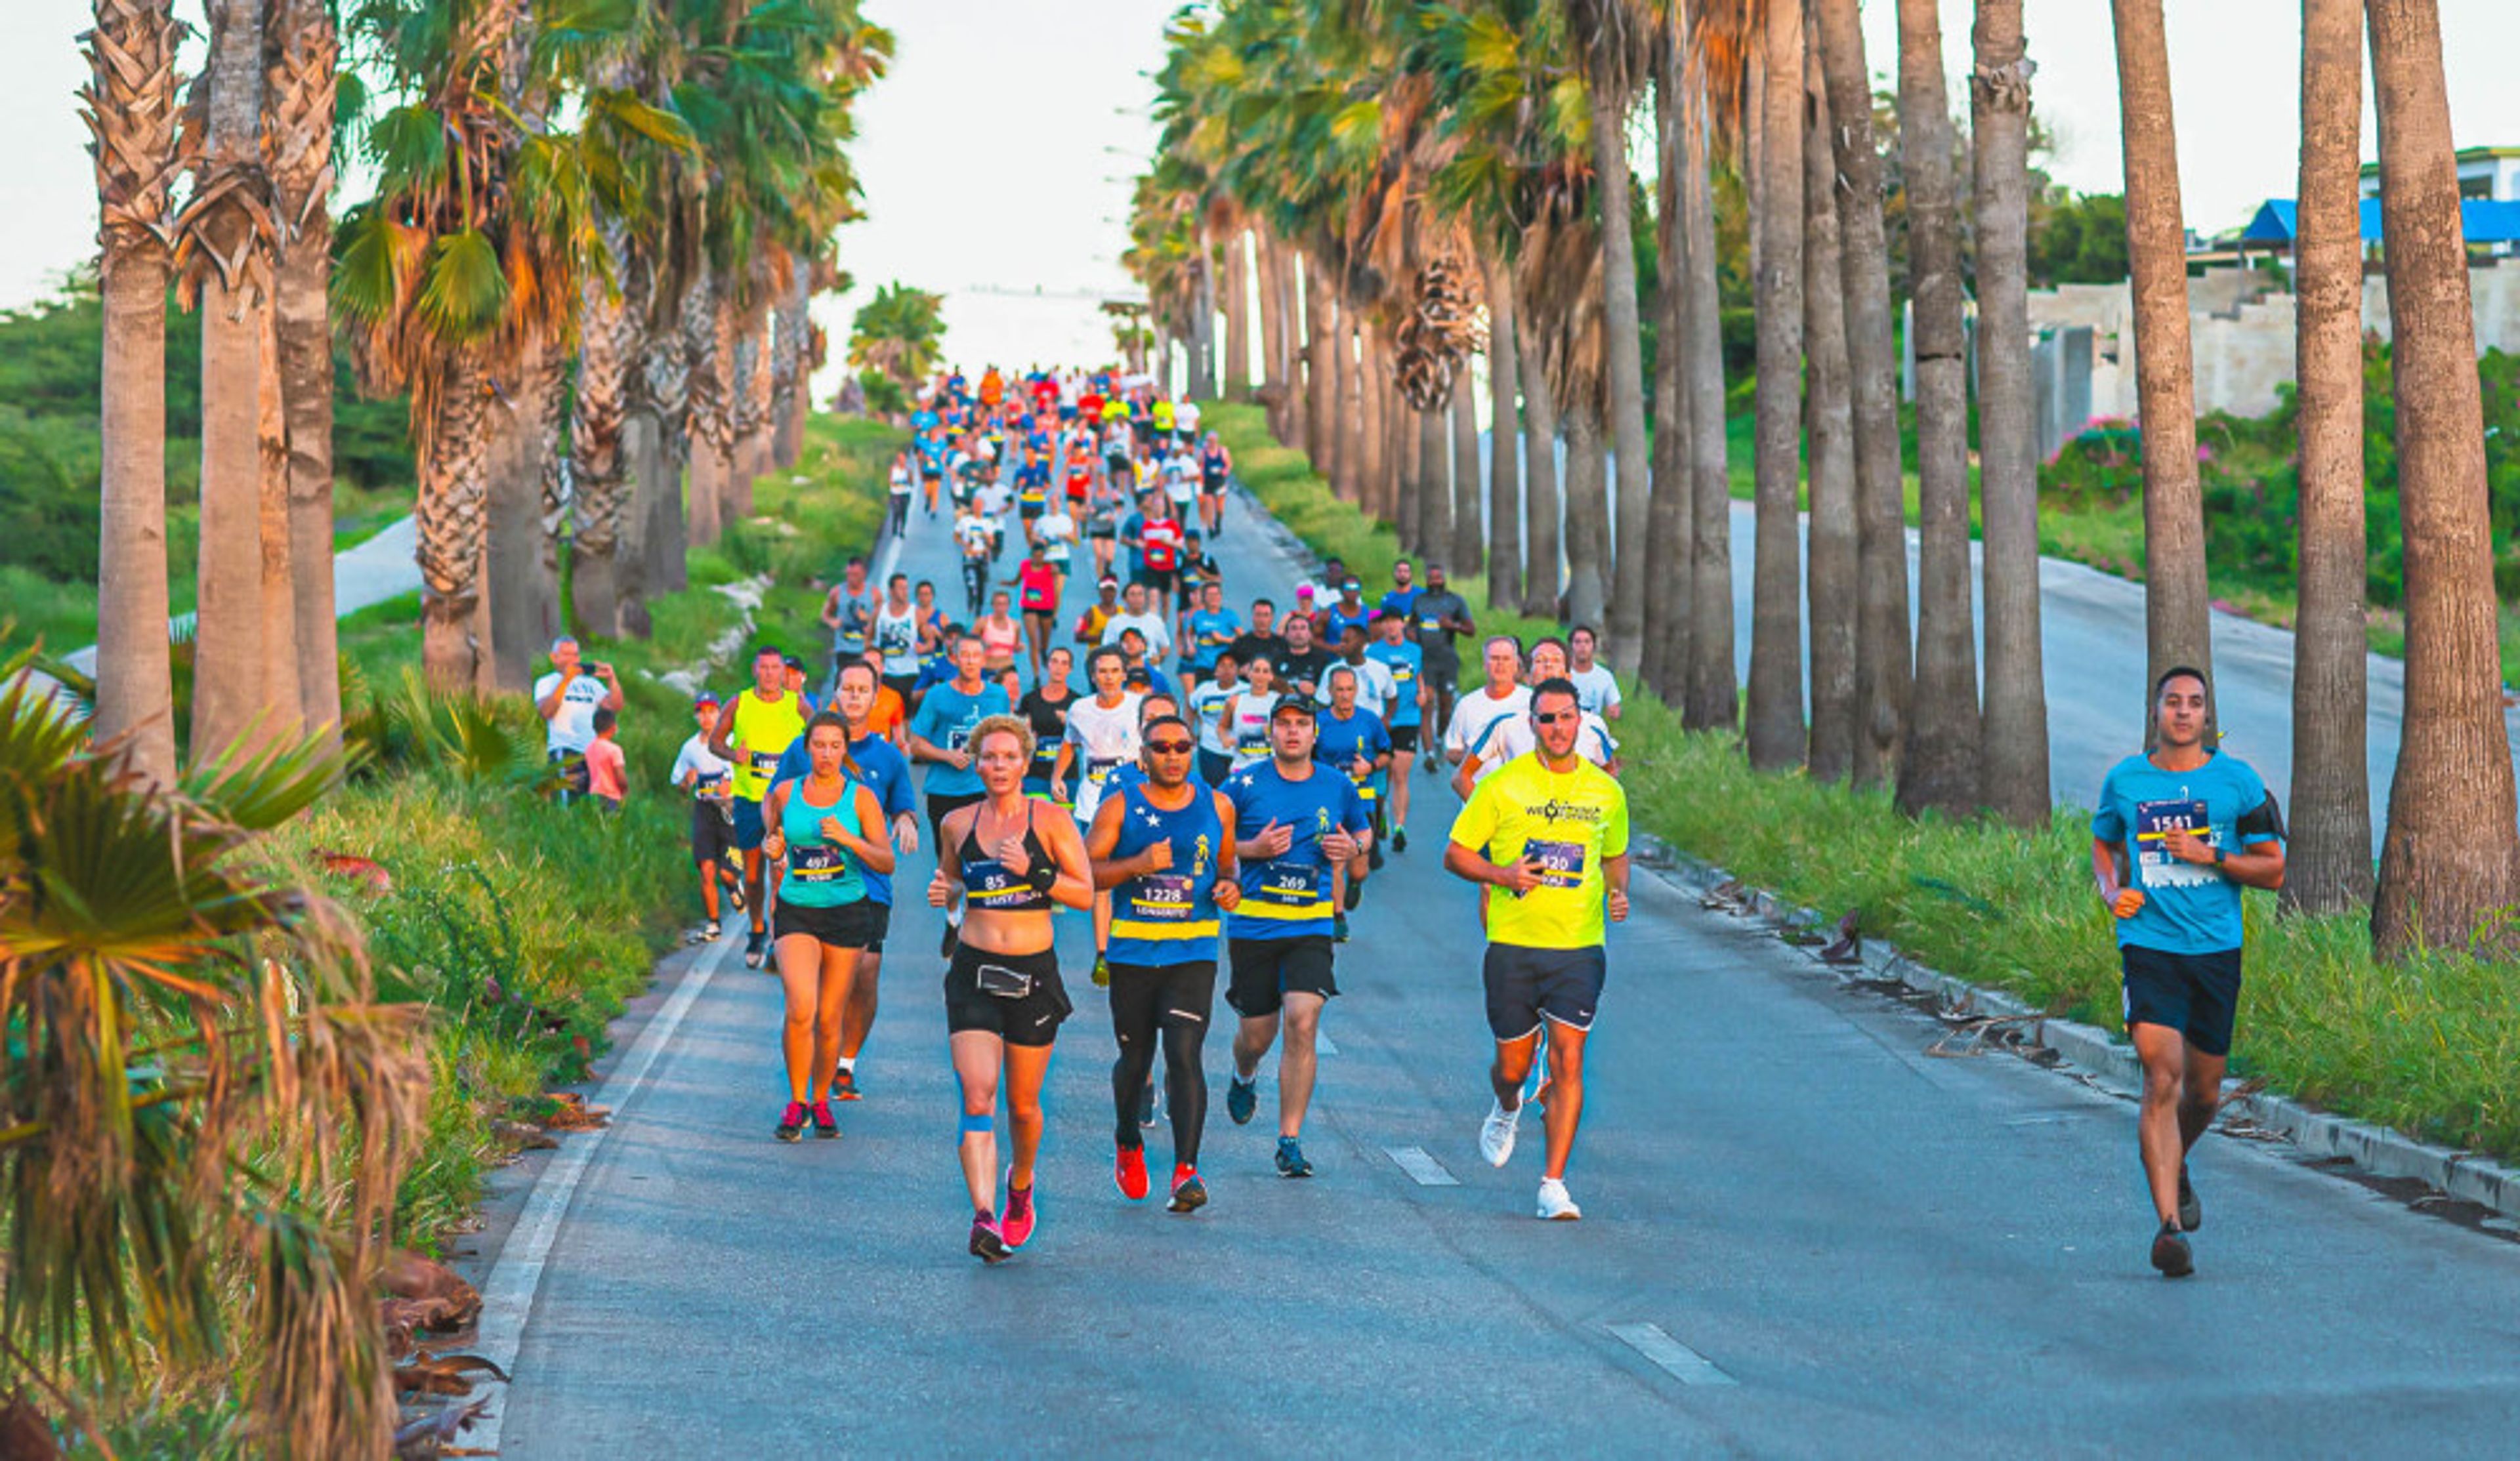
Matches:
[2120,944,2242,1058]
[731,796,767,852]
[1483,943,1606,1040]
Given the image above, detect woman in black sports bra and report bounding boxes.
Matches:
[929,715,1093,1264]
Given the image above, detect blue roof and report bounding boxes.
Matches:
[2239,197,2520,245]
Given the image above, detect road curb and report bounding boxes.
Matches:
[1631,833,2520,1225]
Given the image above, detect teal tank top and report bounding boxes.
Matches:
[780,775,868,907]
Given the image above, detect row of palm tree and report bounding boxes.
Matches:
[85,0,891,781]
[1135,0,2515,957]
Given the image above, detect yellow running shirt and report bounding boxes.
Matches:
[727,688,808,801]
[1448,751,1629,949]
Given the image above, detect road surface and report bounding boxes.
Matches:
[486,484,2520,1457]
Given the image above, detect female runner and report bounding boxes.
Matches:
[977,588,1022,677]
[758,712,896,1141]
[929,716,1095,1262]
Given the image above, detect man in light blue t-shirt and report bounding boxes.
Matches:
[2089,665,2286,1280]
[907,635,1013,953]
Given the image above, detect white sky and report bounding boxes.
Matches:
[7,1,2520,379]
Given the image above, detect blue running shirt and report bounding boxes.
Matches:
[1223,760,1370,941]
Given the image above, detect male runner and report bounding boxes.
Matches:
[1223,696,1372,1178]
[1446,676,1631,1222]
[1274,612,1331,702]
[820,556,879,697]
[709,643,810,968]
[1412,564,1476,770]
[1183,579,1242,686]
[1101,581,1174,663]
[1087,714,1243,1213]
[1226,596,1287,673]
[2090,667,2285,1279]
[670,692,741,940]
[1566,625,1623,720]
[906,634,1013,957]
[1052,646,1145,984]
[1366,609,1430,850]
[1456,638,1618,792]
[1314,665,1392,942]
[1442,635,1530,787]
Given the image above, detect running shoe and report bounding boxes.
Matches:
[2177,1166,2202,1233]
[969,1212,1011,1264]
[1115,1144,1150,1201]
[1093,954,1112,989]
[1368,842,1385,872]
[702,919,722,942]
[727,876,746,913]
[1334,912,1351,943]
[775,1101,808,1142]
[1140,1078,1158,1127]
[2151,1222,2194,1279]
[940,918,959,960]
[1168,1165,1208,1214]
[1536,1178,1582,1221]
[1002,1182,1038,1247]
[832,1067,861,1102]
[1479,1099,1521,1168]
[744,930,766,970]
[1227,1073,1257,1126]
[1342,878,1362,911]
[1391,825,1408,853]
[810,1100,839,1139]
[1274,1137,1313,1179]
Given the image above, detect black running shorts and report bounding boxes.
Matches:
[944,944,1070,1048]
[1107,959,1218,1035]
[926,790,984,852]
[2120,943,2242,1058]
[772,897,878,949]
[1482,943,1607,1040]
[690,801,734,868]
[1226,936,1338,1018]
[1388,724,1420,754]
[864,899,891,955]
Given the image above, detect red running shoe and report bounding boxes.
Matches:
[1002,1182,1038,1248]
[775,1101,807,1142]
[969,1212,1011,1264]
[810,1100,839,1138]
[1115,1144,1150,1201]
[1167,1164,1208,1214]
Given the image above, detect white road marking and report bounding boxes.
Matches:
[465,933,739,1451]
[1608,1323,1738,1387]
[1316,1030,1339,1056]
[1384,1145,1459,1186]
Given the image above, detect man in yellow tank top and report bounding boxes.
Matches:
[710,644,812,968]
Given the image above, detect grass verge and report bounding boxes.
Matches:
[1209,398,2520,1164]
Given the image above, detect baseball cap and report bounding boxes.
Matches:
[782,654,807,673]
[694,691,721,709]
[1099,574,1120,589]
[1295,584,1316,599]
[1269,694,1318,722]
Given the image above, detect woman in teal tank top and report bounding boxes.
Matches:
[759,713,895,1142]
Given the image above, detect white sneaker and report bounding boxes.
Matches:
[1536,1178,1582,1221]
[1479,1100,1521,1168]
[702,920,722,941]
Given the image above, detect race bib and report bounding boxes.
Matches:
[946,725,975,752]
[1087,755,1124,781]
[749,749,782,776]
[965,859,1033,909]
[1419,615,1440,634]
[790,842,849,882]
[1526,838,1587,890]
[1129,873,1196,923]
[2135,799,2218,890]
[694,770,730,798]
[1257,860,1320,905]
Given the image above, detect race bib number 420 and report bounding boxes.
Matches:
[1525,838,1587,889]
[2135,799,2217,889]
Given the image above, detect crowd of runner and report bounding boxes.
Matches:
[645,361,2277,1281]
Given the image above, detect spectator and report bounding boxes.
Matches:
[535,636,623,804]
[585,707,628,811]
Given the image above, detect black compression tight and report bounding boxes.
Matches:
[1113,1021,1209,1168]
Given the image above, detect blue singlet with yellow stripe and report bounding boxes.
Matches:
[1107,779,1225,965]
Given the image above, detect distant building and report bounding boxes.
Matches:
[2360,144,2520,202]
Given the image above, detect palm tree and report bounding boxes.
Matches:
[1224,223,1253,400]
[1642,21,1694,705]
[1480,243,1526,609]
[1894,0,1981,817]
[1746,0,1807,771]
[572,215,639,635]
[1519,302,1564,616]
[178,0,278,760]
[848,281,946,405]
[1813,0,1911,785]
[1305,253,1337,469]
[2368,0,2520,955]
[1973,0,2049,826]
[1679,5,1735,732]
[1450,341,1486,577]
[266,0,341,743]
[81,0,183,785]
[2286,0,2372,913]
[1801,28,1858,782]
[2110,0,2213,735]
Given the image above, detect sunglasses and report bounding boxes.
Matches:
[1532,709,1577,726]
[1145,739,1195,754]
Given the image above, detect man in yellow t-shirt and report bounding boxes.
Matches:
[709,643,811,968]
[1442,676,1629,1222]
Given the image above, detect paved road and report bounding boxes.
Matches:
[492,486,2520,1457]
[1480,434,2517,848]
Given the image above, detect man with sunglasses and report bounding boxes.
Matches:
[1444,676,1631,1222]
[1087,714,1243,1214]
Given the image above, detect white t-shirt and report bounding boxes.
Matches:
[1479,710,1618,772]
[1443,685,1533,774]
[1062,691,1144,819]
[1175,400,1202,436]
[1568,663,1622,717]
[888,461,913,499]
[1101,610,1173,661]
[954,514,994,558]
[1164,459,1198,508]
[1188,678,1236,756]
[671,732,734,800]
[1319,657,1396,716]
[873,604,921,675]
[976,482,1013,520]
[535,670,610,754]
[1036,510,1076,563]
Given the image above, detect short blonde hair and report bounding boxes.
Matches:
[968,713,1034,766]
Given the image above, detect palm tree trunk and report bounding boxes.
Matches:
[1815,0,1914,785]
[2368,0,2520,955]
[1306,257,1336,471]
[618,410,658,638]
[2111,0,2213,737]
[1895,0,1983,816]
[1681,52,1737,732]
[1331,302,1359,501]
[686,274,729,546]
[532,344,567,649]
[1360,321,1391,520]
[186,0,270,764]
[1519,308,1563,619]
[772,269,808,470]
[572,226,634,636]
[1644,45,1694,706]
[2286,0,2373,914]
[1190,232,1217,400]
[1594,76,1653,678]
[1280,237,1308,449]
[268,0,338,742]
[1451,369,1485,579]
[1419,404,1452,560]
[419,353,491,692]
[1803,37,1859,783]
[1257,230,1286,433]
[85,0,182,784]
[1561,403,1610,630]
[1225,227,1252,402]
[1971,0,2049,824]
[255,282,303,738]
[1482,247,1524,610]
[641,289,691,596]
[1748,0,1809,772]
[484,348,545,695]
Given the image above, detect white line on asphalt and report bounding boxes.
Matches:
[465,932,738,1453]
[1316,1030,1339,1056]
[1608,1323,1738,1388]
[1384,1145,1460,1186]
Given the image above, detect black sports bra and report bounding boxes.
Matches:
[957,800,1056,912]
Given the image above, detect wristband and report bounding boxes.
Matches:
[1024,859,1059,893]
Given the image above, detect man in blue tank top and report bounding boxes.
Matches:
[1087,714,1243,1214]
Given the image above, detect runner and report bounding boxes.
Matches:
[1010,541,1063,680]
[1101,581,1174,665]
[820,556,878,697]
[976,590,1022,678]
[1566,625,1623,720]
[1221,695,1372,1178]
[801,663,922,1102]
[930,716,1095,1262]
[1183,579,1241,687]
[1412,564,1477,772]
[1196,430,1232,538]
[1050,646,1144,984]
[709,644,812,970]
[757,712,894,1141]
[1227,597,1287,675]
[1444,677,1631,1221]
[1216,655,1279,772]
[1366,609,1429,851]
[1274,612,1330,702]
[1314,664,1392,944]
[1454,637,1619,791]
[1324,579,1375,648]
[1442,635,1530,789]
[954,498,994,619]
[1017,647,1078,802]
[1074,575,1122,649]
[906,634,1015,958]
[671,693,742,940]
[858,648,910,746]
[1188,651,1242,787]
[1087,714,1244,1212]
[873,574,922,704]
[886,450,914,534]
[2090,666,2286,1279]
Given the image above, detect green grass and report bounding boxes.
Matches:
[1210,398,2520,1163]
